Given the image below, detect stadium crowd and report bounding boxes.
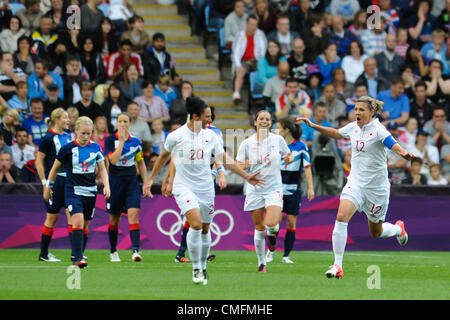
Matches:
[0,0,449,189]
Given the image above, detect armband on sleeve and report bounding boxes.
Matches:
[383,135,397,149]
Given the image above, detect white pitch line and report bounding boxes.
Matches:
[308,251,436,259]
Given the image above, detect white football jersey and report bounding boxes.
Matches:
[338,118,393,188]
[236,132,291,195]
[164,124,224,194]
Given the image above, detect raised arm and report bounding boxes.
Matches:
[391,143,416,161]
[294,117,343,140]
[220,151,265,187]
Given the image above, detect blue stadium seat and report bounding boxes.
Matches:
[218,27,231,79]
[249,71,263,100]
[203,4,218,49]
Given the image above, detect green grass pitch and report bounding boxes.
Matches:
[0,249,448,300]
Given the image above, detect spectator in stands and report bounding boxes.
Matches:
[428,163,448,185]
[329,0,360,24]
[341,40,367,85]
[16,0,43,35]
[13,35,38,76]
[436,0,450,34]
[400,65,417,99]
[275,77,312,119]
[379,0,400,32]
[348,9,367,37]
[107,39,143,82]
[170,80,193,125]
[0,0,12,33]
[394,28,410,60]
[224,0,248,50]
[101,83,129,133]
[328,15,358,58]
[118,62,143,102]
[0,52,27,101]
[153,74,176,109]
[127,101,152,145]
[0,16,27,54]
[192,0,207,36]
[93,17,119,64]
[360,15,387,57]
[287,38,310,88]
[51,26,82,67]
[66,106,78,140]
[317,83,346,128]
[80,0,105,35]
[409,81,436,127]
[262,60,290,111]
[374,34,405,86]
[253,0,276,35]
[256,40,286,88]
[355,57,389,98]
[207,0,234,31]
[301,13,328,63]
[345,82,368,121]
[150,117,168,155]
[108,0,133,33]
[421,29,449,75]
[422,59,450,109]
[8,81,30,122]
[0,132,13,158]
[79,35,106,88]
[407,0,435,46]
[332,67,354,103]
[74,81,103,122]
[0,108,20,146]
[404,46,429,78]
[377,77,410,126]
[120,15,150,56]
[142,32,177,85]
[399,117,418,149]
[31,15,58,59]
[42,83,63,116]
[423,107,450,150]
[231,15,267,104]
[316,43,342,86]
[92,116,109,152]
[306,72,323,103]
[27,59,63,101]
[23,98,48,146]
[62,56,85,108]
[386,121,408,184]
[134,80,170,125]
[46,0,65,35]
[300,101,332,148]
[441,143,450,182]
[267,15,299,56]
[410,129,440,176]
[402,157,427,185]
[11,127,35,170]
[0,151,21,183]
[290,0,313,35]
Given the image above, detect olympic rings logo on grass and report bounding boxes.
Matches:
[156,209,234,247]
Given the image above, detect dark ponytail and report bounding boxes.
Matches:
[278,117,302,140]
[186,97,208,119]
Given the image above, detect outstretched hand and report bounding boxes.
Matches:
[294,117,313,127]
[246,171,265,188]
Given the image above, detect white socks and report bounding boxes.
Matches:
[380,222,402,238]
[201,231,211,270]
[266,224,279,236]
[332,220,348,268]
[187,228,202,270]
[254,229,266,266]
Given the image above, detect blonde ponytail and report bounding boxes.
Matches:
[357,96,384,115]
[46,107,67,128]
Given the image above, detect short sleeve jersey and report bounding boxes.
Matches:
[38,129,72,177]
[236,133,291,195]
[280,139,311,195]
[338,118,393,188]
[164,124,224,193]
[57,140,105,197]
[104,133,143,176]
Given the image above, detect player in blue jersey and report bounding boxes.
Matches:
[265,117,315,264]
[44,116,110,268]
[104,112,148,263]
[36,108,72,262]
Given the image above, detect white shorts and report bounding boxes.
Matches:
[173,186,215,224]
[244,189,283,212]
[340,182,390,223]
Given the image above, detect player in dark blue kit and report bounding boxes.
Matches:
[36,108,72,262]
[104,112,148,262]
[44,116,110,268]
[265,118,315,264]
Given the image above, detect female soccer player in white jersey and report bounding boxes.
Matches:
[144,97,264,285]
[236,110,294,273]
[44,117,111,268]
[296,96,415,279]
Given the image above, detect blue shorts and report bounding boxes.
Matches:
[45,175,66,214]
[65,186,97,221]
[282,189,302,216]
[106,174,141,215]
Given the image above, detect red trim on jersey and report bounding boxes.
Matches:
[74,139,91,146]
[114,132,131,140]
[49,129,58,135]
[129,223,140,231]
